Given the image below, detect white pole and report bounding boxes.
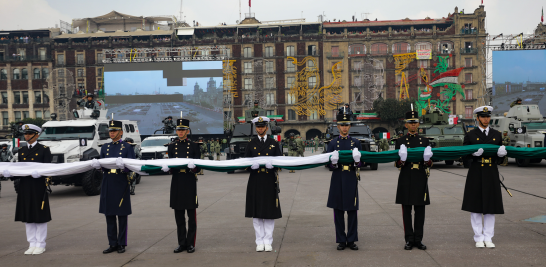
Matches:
[180,111,183,118]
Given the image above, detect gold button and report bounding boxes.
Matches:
[107,153,109,155]
[258,153,260,155]
[175,148,177,150]
[31,158,34,160]
[107,149,109,151]
[186,156,189,158]
[176,152,178,154]
[119,153,122,154]
[187,152,189,154]
[36,153,38,156]
[21,153,24,155]
[266,153,268,155]
[477,138,480,140]
[24,158,26,160]
[493,138,496,141]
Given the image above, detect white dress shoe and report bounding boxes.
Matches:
[256,244,264,252]
[32,248,46,255]
[264,244,273,252]
[24,247,36,255]
[475,241,485,248]
[484,241,495,248]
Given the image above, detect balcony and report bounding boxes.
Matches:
[242,52,254,58]
[284,69,297,73]
[284,52,296,57]
[460,48,477,54]
[326,52,345,59]
[263,52,275,58]
[461,98,477,102]
[460,28,478,35]
[0,55,52,62]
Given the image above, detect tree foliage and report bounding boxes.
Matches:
[10,118,47,128]
[373,97,415,127]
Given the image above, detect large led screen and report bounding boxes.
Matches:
[492,50,546,115]
[104,62,224,135]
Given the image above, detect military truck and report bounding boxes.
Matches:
[490,104,546,167]
[411,111,466,166]
[323,122,378,170]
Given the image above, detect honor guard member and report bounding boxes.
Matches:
[99,120,136,254]
[77,93,100,110]
[462,106,507,248]
[162,116,176,134]
[500,131,510,166]
[198,137,206,175]
[395,109,433,250]
[287,133,298,173]
[326,113,363,251]
[6,124,52,255]
[245,116,282,252]
[169,118,201,253]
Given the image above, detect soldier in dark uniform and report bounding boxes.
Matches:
[77,93,99,110]
[462,106,507,249]
[13,121,25,139]
[245,116,282,252]
[162,116,176,134]
[326,113,363,251]
[169,118,201,253]
[99,120,136,254]
[394,109,433,250]
[9,124,52,255]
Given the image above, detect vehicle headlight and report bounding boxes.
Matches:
[67,154,80,163]
[534,141,542,147]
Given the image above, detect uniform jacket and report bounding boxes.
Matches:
[394,133,431,206]
[462,127,505,214]
[1,148,13,162]
[15,143,52,223]
[99,140,136,216]
[326,135,362,211]
[244,136,282,219]
[168,138,201,210]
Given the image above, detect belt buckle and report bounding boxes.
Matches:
[110,169,117,174]
[412,163,419,170]
[180,169,186,173]
[483,158,491,164]
[343,165,349,171]
[260,168,266,172]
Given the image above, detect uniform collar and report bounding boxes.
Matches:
[339,135,350,140]
[28,141,37,148]
[112,140,122,145]
[407,132,418,138]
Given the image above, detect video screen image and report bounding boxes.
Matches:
[492,50,546,115]
[104,62,224,135]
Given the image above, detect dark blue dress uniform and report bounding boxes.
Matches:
[99,120,135,251]
[326,114,362,248]
[168,118,201,253]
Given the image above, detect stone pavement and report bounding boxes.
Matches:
[0,152,545,266]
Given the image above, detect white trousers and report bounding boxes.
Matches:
[26,223,48,248]
[253,218,275,245]
[471,213,495,242]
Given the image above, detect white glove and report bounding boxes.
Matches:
[399,144,408,162]
[251,162,260,170]
[331,150,339,165]
[116,157,124,169]
[3,170,11,178]
[352,148,361,163]
[265,161,274,169]
[91,158,101,169]
[31,171,40,178]
[161,165,170,172]
[423,146,433,162]
[497,145,507,157]
[472,148,484,157]
[188,161,196,169]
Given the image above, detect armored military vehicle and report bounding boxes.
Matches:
[490,104,546,166]
[323,122,378,170]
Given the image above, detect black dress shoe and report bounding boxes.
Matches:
[130,192,135,195]
[103,246,118,254]
[117,246,126,253]
[187,245,195,253]
[347,243,358,250]
[414,242,427,250]
[404,241,413,250]
[174,245,186,253]
[337,243,346,250]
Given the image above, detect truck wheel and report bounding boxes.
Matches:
[369,163,378,170]
[445,160,454,166]
[530,159,542,164]
[81,169,103,196]
[516,158,530,167]
[13,178,20,194]
[135,174,142,184]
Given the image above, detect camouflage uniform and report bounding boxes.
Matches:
[296,136,305,157]
[510,98,522,108]
[213,140,221,160]
[198,139,207,175]
[287,136,299,173]
[314,136,320,152]
[500,131,510,166]
[379,138,390,152]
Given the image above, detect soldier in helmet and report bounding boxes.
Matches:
[77,93,100,110]
[296,135,305,157]
[198,137,206,175]
[510,97,522,108]
[286,133,298,173]
[13,121,25,139]
[162,116,176,134]
[500,131,510,166]
[213,138,222,160]
[252,100,260,110]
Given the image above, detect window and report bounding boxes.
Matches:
[287,93,296,104]
[371,43,388,55]
[21,68,28,79]
[244,62,252,74]
[22,91,28,104]
[39,49,47,60]
[222,48,231,57]
[44,110,50,120]
[244,78,252,90]
[34,91,42,103]
[415,42,432,51]
[465,73,472,83]
[465,58,472,67]
[288,109,296,120]
[57,54,64,65]
[78,83,85,90]
[349,44,365,55]
[308,45,317,56]
[14,111,21,121]
[354,76,362,87]
[265,61,274,72]
[266,110,274,116]
[243,47,252,58]
[1,92,7,104]
[392,42,410,54]
[97,68,103,77]
[77,69,84,77]
[13,69,20,80]
[35,111,42,119]
[287,60,295,72]
[0,69,6,80]
[43,92,49,104]
[307,60,315,69]
[465,106,473,118]
[438,41,454,53]
[23,111,29,119]
[445,58,450,68]
[266,93,275,105]
[58,69,64,78]
[33,68,40,79]
[331,46,339,57]
[2,112,8,125]
[309,110,318,120]
[97,53,103,63]
[14,92,21,104]
[77,54,84,65]
[265,77,274,89]
[42,68,49,79]
[17,48,26,59]
[465,89,473,100]
[265,46,274,57]
[308,76,317,88]
[287,77,295,88]
[354,93,361,102]
[286,46,295,57]
[129,124,135,132]
[125,124,130,132]
[419,60,428,68]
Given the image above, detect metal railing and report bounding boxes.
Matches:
[326,52,345,58]
[245,13,255,18]
[460,29,478,34]
[460,48,477,54]
[0,55,52,62]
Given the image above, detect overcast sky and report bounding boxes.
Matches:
[1,0,544,35]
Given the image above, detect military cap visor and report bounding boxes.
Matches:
[176,119,190,129]
[108,120,123,131]
[336,113,351,124]
[474,106,493,117]
[252,116,270,127]
[23,124,42,134]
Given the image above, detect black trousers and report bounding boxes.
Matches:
[175,209,196,247]
[402,205,425,242]
[333,209,358,244]
[105,215,128,247]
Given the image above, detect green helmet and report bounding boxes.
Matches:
[503,131,508,134]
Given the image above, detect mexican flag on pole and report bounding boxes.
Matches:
[381,132,391,139]
[13,138,20,148]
